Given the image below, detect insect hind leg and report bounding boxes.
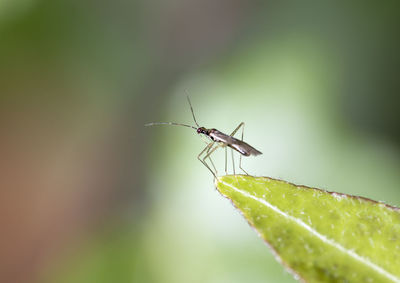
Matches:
[230,122,249,175]
[239,123,249,175]
[224,147,227,175]
[229,122,244,137]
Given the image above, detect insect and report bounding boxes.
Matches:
[145,97,262,177]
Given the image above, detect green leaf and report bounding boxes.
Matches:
[215,175,400,283]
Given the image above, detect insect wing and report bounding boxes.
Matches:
[230,138,262,156]
[209,130,262,156]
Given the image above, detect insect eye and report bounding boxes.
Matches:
[197,127,206,134]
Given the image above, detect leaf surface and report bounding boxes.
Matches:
[215,175,400,283]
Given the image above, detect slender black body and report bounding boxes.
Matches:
[197,127,262,156]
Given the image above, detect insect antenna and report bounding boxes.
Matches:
[186,96,200,128]
[144,122,197,130]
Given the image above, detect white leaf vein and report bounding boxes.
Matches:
[219,179,399,283]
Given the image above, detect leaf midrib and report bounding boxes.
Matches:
[217,178,400,283]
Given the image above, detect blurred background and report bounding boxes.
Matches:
[1,0,399,282]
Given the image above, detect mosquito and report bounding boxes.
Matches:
[145,97,262,178]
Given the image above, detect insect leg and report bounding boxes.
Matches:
[231,148,235,175]
[206,143,218,175]
[239,123,249,175]
[225,146,227,175]
[197,142,216,177]
[203,144,223,177]
[230,122,248,175]
[229,122,244,137]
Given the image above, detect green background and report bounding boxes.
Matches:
[1,1,399,282]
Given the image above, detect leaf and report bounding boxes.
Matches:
[215,175,400,283]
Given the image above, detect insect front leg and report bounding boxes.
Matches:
[206,142,218,174]
[203,143,223,177]
[197,142,216,177]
